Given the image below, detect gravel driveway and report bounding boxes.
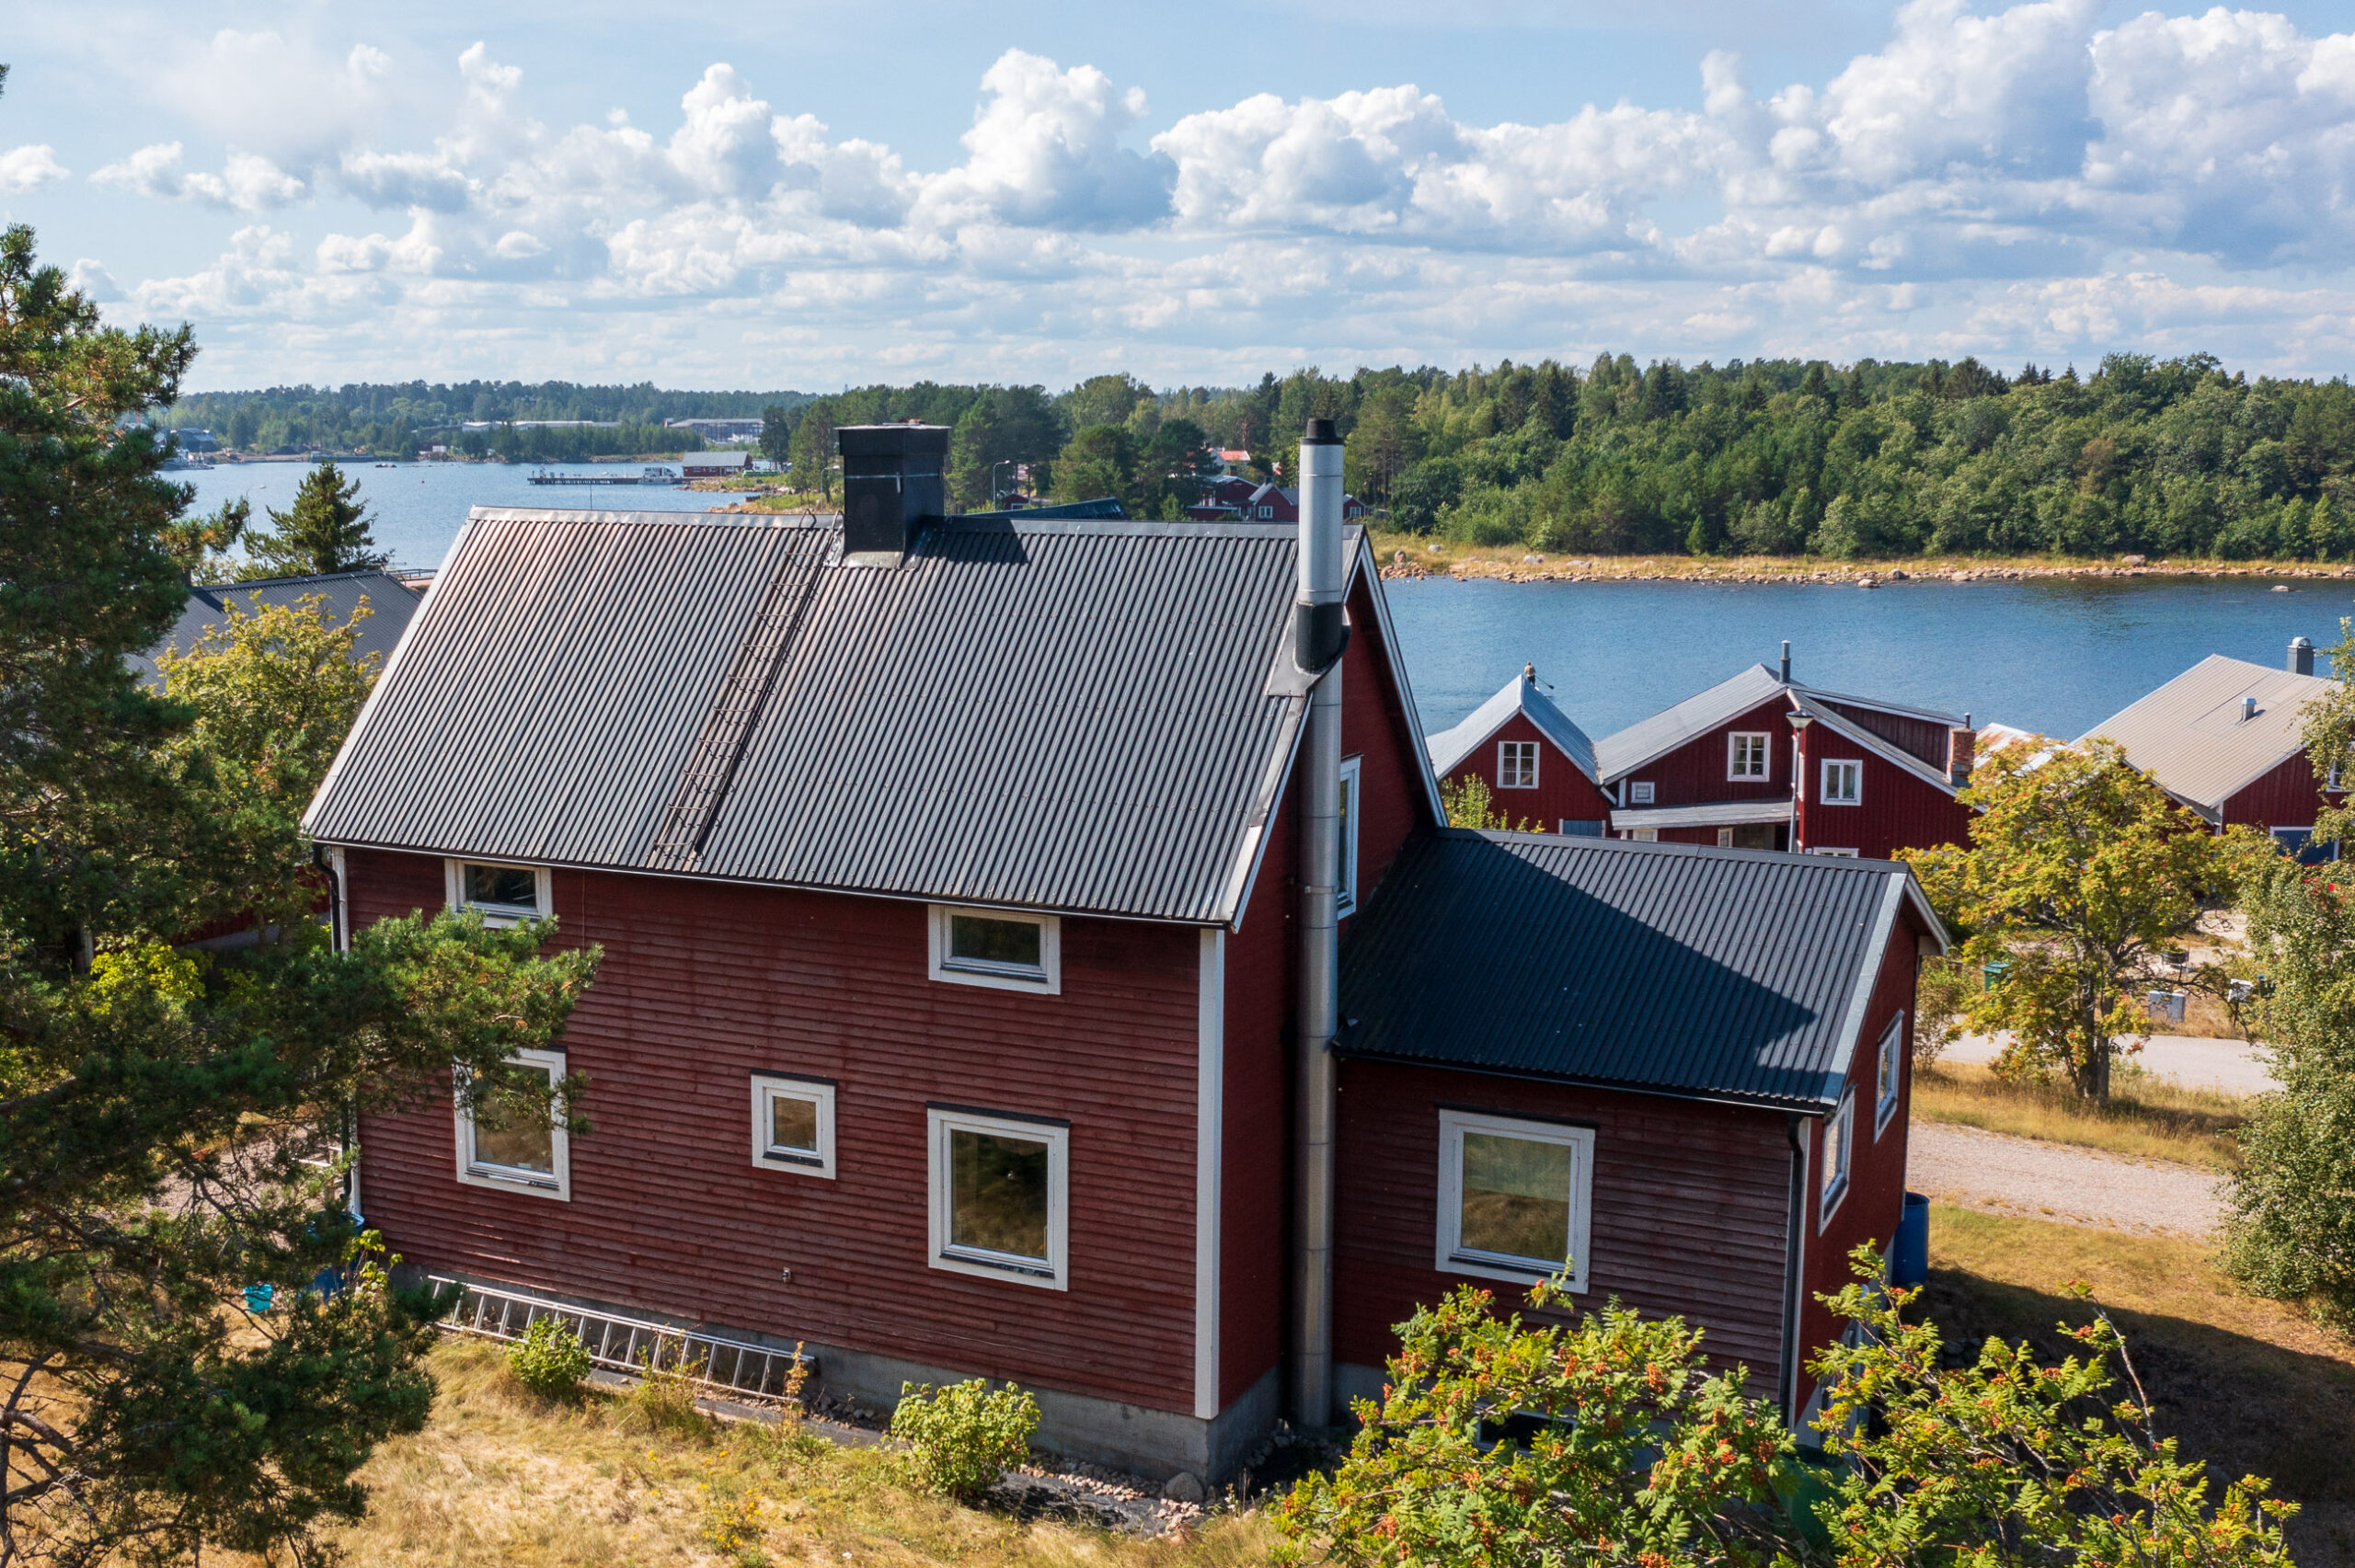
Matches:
[1945,1031,2276,1096]
[1909,1122,2226,1238]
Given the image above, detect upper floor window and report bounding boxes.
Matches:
[1875,1013,1905,1136]
[1728,731,1771,780]
[454,1047,569,1200]
[445,859,550,927]
[1434,1109,1593,1292]
[1821,757,1863,805]
[1498,740,1539,789]
[1628,781,1655,806]
[929,906,1062,993]
[1338,755,1363,916]
[1820,1089,1854,1225]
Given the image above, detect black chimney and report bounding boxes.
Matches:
[838,423,949,567]
[1779,640,1791,684]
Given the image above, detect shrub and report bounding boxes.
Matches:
[621,1344,714,1438]
[506,1314,591,1399]
[890,1379,1040,1501]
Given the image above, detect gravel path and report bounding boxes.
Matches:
[1909,1122,2226,1238]
[1946,1031,2276,1096]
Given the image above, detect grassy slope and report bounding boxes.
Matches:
[1911,1062,2249,1171]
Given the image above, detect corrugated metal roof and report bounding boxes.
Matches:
[303,507,1393,925]
[1609,797,1793,830]
[1337,830,1934,1107]
[2077,654,2335,820]
[132,569,421,686]
[1426,668,1598,778]
[1593,664,1963,784]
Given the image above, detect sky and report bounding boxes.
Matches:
[6,0,2355,392]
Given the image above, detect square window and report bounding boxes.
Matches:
[751,1073,836,1177]
[454,1047,569,1200]
[1821,758,1862,805]
[1434,1109,1594,1292]
[1498,740,1539,789]
[928,906,1061,992]
[926,1106,1069,1289]
[1875,1013,1904,1136]
[445,859,550,927]
[1628,781,1655,805]
[1728,731,1771,780]
[1338,755,1363,915]
[1820,1091,1854,1225]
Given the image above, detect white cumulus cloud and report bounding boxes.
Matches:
[0,143,68,194]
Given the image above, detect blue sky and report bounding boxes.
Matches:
[6,0,2355,391]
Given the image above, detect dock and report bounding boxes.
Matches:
[528,466,679,486]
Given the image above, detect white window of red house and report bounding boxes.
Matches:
[1498,740,1539,789]
[1820,1089,1854,1226]
[1434,1109,1594,1292]
[1628,781,1655,805]
[928,906,1062,993]
[1821,757,1862,805]
[1875,1013,1904,1136]
[1728,731,1771,780]
[926,1105,1069,1290]
[454,1047,569,1200]
[751,1073,836,1177]
[445,859,551,927]
[1338,755,1362,915]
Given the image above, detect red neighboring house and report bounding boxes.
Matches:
[304,427,1942,1483]
[1592,653,1976,861]
[2078,644,2347,860]
[1426,664,1615,835]
[1238,481,1368,522]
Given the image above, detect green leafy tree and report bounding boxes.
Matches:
[238,460,388,578]
[1057,372,1151,434]
[1812,1245,2297,1567]
[759,403,793,466]
[946,386,1061,509]
[0,209,601,1564]
[1903,738,2221,1101]
[787,398,840,500]
[1438,773,1538,833]
[1137,415,1217,520]
[1051,423,1135,509]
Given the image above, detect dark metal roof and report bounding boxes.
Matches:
[132,569,421,687]
[304,507,1418,924]
[1337,830,1939,1108]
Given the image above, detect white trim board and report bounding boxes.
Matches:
[1194,927,1224,1421]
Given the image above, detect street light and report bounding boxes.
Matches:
[1786,710,1813,853]
[991,458,1017,509]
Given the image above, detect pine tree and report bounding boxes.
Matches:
[240,459,388,578]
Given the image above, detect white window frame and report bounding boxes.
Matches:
[927,905,1062,994]
[750,1072,837,1178]
[1338,755,1363,916]
[926,1105,1069,1291]
[1819,1090,1854,1229]
[445,858,552,928]
[1497,739,1539,790]
[1820,757,1863,806]
[1434,1109,1595,1293]
[1875,1013,1904,1137]
[454,1047,569,1201]
[1628,781,1655,805]
[1628,828,1660,841]
[1809,846,1861,858]
[1728,731,1771,781]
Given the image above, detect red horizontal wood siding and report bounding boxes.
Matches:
[1619,697,1797,807]
[1441,711,1614,831]
[1332,1062,1795,1382]
[1820,701,1951,772]
[349,847,1204,1414]
[1797,731,1971,862]
[2220,752,2343,834]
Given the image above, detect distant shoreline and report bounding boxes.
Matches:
[1369,539,2355,587]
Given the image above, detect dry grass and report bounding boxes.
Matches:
[1911,1061,2250,1171]
[1923,1203,2355,1568]
[233,1339,1280,1568]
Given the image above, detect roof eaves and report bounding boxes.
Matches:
[1794,682,1963,727]
[1795,696,1959,795]
[1352,535,1449,828]
[1594,664,1786,783]
[1821,872,1907,1100]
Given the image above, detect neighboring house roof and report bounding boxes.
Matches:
[2077,654,2335,822]
[1790,692,1961,795]
[304,508,1441,926]
[1338,830,1944,1109]
[1609,798,1793,831]
[1425,667,1598,780]
[1592,663,1963,784]
[132,569,420,687]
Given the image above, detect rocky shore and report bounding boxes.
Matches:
[1375,550,2355,587]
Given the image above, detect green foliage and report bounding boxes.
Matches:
[1910,956,1973,1070]
[889,1379,1040,1502]
[238,460,389,578]
[1051,423,1136,509]
[168,380,806,460]
[1438,773,1538,833]
[1903,738,2223,1100]
[621,1345,714,1439]
[1812,1243,2298,1566]
[507,1315,593,1399]
[1275,1276,1800,1568]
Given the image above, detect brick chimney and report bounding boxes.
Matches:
[1947,713,1974,787]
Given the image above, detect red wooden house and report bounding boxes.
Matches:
[1425,664,1615,835]
[1237,481,1368,522]
[304,424,1941,1484]
[2079,644,2345,860]
[1592,652,1976,861]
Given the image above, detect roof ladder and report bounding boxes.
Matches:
[646,541,822,872]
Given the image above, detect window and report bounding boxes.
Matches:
[1628,781,1655,805]
[1718,823,1780,850]
[1821,758,1862,806]
[926,1106,1069,1290]
[445,860,551,926]
[1628,828,1660,841]
[1820,1091,1854,1225]
[928,906,1061,993]
[2273,826,2339,865]
[1435,1110,1594,1292]
[1875,1013,1904,1136]
[454,1047,569,1200]
[1560,818,1605,837]
[750,1073,836,1177]
[1808,846,1860,858]
[1258,504,1273,519]
[1338,755,1362,916]
[1498,740,1539,789]
[1728,731,1771,780]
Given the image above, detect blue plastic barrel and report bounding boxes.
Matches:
[242,1283,275,1314]
[1891,1192,1930,1288]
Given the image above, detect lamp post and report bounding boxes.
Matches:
[1786,710,1813,853]
[991,458,1017,509]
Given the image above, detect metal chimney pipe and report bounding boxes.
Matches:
[1292,415,1347,1432]
[2291,636,2315,676]
[1779,640,1791,684]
